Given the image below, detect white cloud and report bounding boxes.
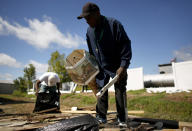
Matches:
[42,15,52,21]
[0,16,86,49]
[173,45,192,61]
[0,24,2,31]
[27,60,48,75]
[0,73,14,81]
[0,53,22,68]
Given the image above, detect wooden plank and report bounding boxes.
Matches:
[182,127,192,131]
[61,110,144,114]
[179,121,192,128]
[34,107,58,114]
[161,129,182,131]
[99,128,129,131]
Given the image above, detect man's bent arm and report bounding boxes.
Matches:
[114,20,132,69]
[35,80,41,95]
[57,82,61,94]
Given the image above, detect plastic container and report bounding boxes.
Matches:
[65,49,99,85]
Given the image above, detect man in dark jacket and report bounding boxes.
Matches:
[77,2,132,126]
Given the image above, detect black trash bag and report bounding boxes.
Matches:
[132,117,179,129]
[33,92,60,113]
[36,114,99,131]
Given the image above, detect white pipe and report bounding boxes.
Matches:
[144,74,174,87]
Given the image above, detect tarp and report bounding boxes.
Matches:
[36,114,99,131]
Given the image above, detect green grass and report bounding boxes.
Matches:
[1,90,192,122]
[128,93,166,110]
[75,85,92,91]
[60,91,192,122]
[61,93,96,107]
[25,94,36,98]
[109,97,116,104]
[127,89,146,95]
[12,90,36,98]
[127,93,192,121]
[81,96,96,105]
[74,85,82,91]
[12,90,27,97]
[61,93,74,99]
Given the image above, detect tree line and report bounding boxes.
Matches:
[13,51,71,94]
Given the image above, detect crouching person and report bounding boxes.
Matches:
[33,72,61,113]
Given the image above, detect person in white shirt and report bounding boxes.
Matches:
[33,72,61,113]
[35,72,61,95]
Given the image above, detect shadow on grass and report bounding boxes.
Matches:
[0,97,34,105]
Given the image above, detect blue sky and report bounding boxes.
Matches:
[0,0,192,81]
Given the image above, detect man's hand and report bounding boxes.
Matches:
[116,67,127,83]
[57,82,61,95]
[88,77,98,96]
[35,80,41,96]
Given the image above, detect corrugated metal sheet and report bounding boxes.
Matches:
[0,83,15,94]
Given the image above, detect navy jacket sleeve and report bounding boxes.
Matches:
[86,33,94,56]
[114,20,132,69]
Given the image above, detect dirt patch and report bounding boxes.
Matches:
[0,97,33,105]
[0,112,78,130]
[0,103,35,115]
[0,95,35,115]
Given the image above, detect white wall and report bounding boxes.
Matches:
[172,61,192,90]
[61,82,77,93]
[127,67,144,91]
[109,67,144,91]
[147,61,192,93]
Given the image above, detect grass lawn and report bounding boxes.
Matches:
[0,89,192,122]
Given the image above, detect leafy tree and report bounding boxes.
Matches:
[48,51,71,82]
[13,64,36,93]
[24,64,36,90]
[13,77,27,92]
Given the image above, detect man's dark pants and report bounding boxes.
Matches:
[96,73,128,122]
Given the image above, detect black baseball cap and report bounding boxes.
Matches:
[77,2,100,19]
